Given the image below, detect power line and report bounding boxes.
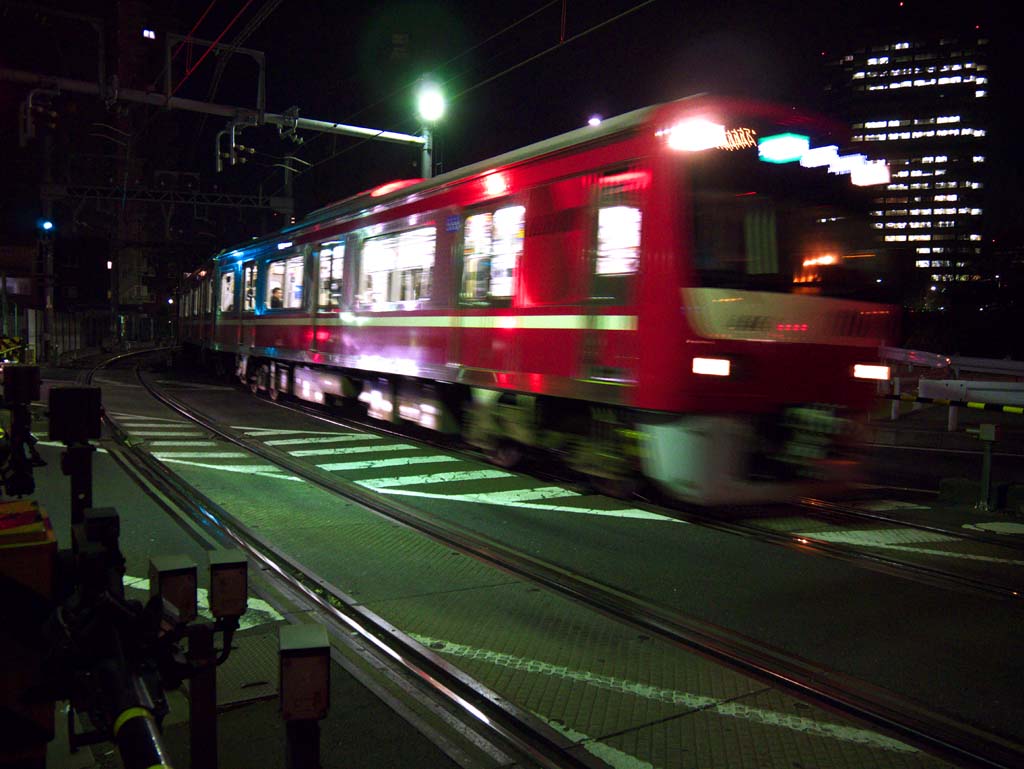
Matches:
[170,0,257,97]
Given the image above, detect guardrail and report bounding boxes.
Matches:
[878,347,1024,429]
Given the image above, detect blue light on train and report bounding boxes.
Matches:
[757,133,810,164]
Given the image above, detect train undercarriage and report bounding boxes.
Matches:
[219,349,859,506]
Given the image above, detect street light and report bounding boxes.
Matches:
[416,80,444,178]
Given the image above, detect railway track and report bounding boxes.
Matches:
[74,355,1024,769]
[257,377,1024,602]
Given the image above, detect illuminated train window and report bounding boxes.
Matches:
[242,261,257,312]
[357,226,435,309]
[462,205,525,303]
[266,253,305,309]
[219,270,235,312]
[317,241,345,309]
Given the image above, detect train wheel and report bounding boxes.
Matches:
[489,441,523,469]
[249,363,267,395]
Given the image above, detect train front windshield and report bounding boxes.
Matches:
[683,148,889,300]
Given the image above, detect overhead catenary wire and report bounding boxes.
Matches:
[170,0,258,97]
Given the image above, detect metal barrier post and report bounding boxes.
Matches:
[279,624,330,769]
[947,404,959,432]
[188,623,218,769]
[890,377,900,421]
[967,424,998,511]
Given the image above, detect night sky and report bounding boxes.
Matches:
[0,0,1014,238]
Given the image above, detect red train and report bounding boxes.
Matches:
[181,95,896,504]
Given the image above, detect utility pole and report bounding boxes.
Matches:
[41,132,55,363]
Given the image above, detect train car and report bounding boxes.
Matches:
[181,94,897,504]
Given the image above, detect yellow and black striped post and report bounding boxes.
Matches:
[882,392,1024,416]
[112,706,173,769]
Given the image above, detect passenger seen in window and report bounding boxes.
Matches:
[270,286,283,308]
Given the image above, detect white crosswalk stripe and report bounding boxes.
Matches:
[156,458,303,481]
[317,455,461,472]
[153,451,249,459]
[131,430,205,436]
[359,469,513,488]
[289,443,417,457]
[265,434,379,446]
[150,440,220,447]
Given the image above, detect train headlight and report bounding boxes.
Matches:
[853,364,890,381]
[692,357,731,377]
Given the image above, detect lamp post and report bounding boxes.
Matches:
[416,80,444,179]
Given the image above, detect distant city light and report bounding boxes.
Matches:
[588,115,602,127]
[851,159,891,186]
[277,241,293,250]
[40,219,54,231]
[758,133,810,164]
[142,29,156,40]
[167,297,174,304]
[106,260,113,270]
[416,81,445,123]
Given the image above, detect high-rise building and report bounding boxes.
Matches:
[828,31,991,307]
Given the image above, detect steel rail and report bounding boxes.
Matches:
[135,369,1024,769]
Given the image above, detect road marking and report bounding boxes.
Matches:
[413,634,917,753]
[150,440,220,447]
[93,377,142,388]
[265,434,379,446]
[36,440,108,454]
[130,430,206,437]
[359,469,513,488]
[155,380,236,391]
[377,486,676,521]
[124,575,284,630]
[317,455,461,472]
[796,528,1024,565]
[156,457,303,481]
[543,718,655,769]
[236,426,357,436]
[153,451,250,459]
[116,422,194,429]
[858,500,930,511]
[796,528,957,546]
[963,521,1024,535]
[289,443,417,457]
[109,412,185,423]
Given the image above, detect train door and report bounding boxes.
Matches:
[456,201,525,382]
[217,264,240,349]
[580,167,645,387]
[312,238,344,354]
[240,260,257,349]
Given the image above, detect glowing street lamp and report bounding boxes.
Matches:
[416,81,445,123]
[416,80,444,178]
